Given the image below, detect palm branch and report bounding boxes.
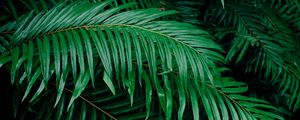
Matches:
[203,0,300,113]
[0,0,286,119]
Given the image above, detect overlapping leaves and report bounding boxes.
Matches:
[205,0,300,111]
[0,0,284,119]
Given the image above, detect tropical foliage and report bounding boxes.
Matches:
[0,0,299,119]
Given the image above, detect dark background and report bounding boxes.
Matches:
[0,68,13,120]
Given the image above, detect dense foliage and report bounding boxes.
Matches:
[0,0,299,119]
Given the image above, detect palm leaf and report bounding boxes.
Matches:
[205,0,300,111]
[0,0,284,119]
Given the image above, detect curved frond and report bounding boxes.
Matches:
[0,1,225,119]
[0,0,288,119]
[205,0,300,111]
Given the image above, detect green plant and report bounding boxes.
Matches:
[0,0,298,119]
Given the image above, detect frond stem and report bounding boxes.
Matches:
[205,84,255,118]
[50,82,118,120]
[41,24,206,57]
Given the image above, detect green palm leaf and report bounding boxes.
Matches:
[0,0,285,119]
[206,0,300,111]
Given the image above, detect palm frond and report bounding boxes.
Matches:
[1,1,223,119]
[0,0,287,119]
[204,77,284,120]
[204,0,300,111]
